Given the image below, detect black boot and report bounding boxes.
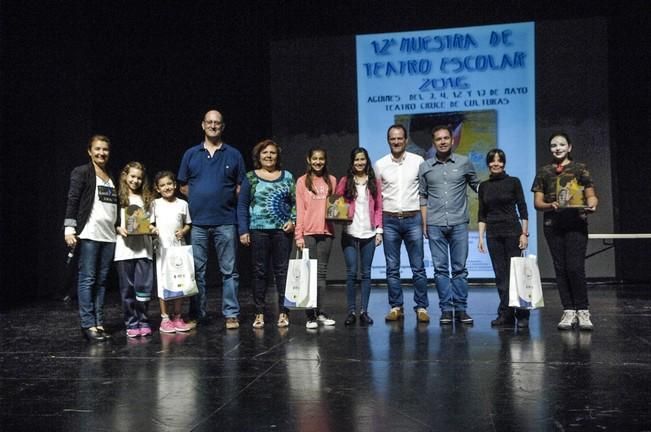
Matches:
[359,312,374,325]
[81,327,106,342]
[344,312,356,326]
[490,314,515,327]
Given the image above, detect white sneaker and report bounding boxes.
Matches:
[557,309,577,330]
[577,310,593,330]
[277,313,289,328]
[252,313,264,329]
[317,313,336,326]
[305,320,318,329]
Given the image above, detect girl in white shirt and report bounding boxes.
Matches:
[115,162,155,338]
[150,171,193,334]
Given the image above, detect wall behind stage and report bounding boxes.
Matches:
[1,2,648,307]
[0,1,269,307]
[271,17,615,281]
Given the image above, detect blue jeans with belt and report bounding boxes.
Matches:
[382,212,429,310]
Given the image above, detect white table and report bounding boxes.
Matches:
[587,233,651,258]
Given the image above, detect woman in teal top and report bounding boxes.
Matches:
[237,139,296,329]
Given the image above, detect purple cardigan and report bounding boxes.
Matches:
[335,177,383,232]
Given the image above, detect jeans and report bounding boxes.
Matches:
[342,233,376,313]
[303,235,333,320]
[77,239,115,329]
[486,234,529,319]
[382,213,428,310]
[190,224,240,319]
[544,223,589,309]
[116,259,153,329]
[250,229,292,314]
[427,224,470,312]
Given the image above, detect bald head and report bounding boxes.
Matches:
[202,110,225,144]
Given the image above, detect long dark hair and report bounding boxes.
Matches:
[344,147,377,200]
[304,147,333,196]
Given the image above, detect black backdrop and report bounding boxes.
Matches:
[1,0,649,307]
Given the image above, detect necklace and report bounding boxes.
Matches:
[95,167,110,185]
[354,175,368,186]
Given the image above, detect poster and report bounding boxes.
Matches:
[356,22,536,278]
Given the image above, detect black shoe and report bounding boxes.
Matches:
[359,312,374,325]
[456,311,474,324]
[439,311,453,325]
[188,315,211,327]
[491,315,515,327]
[81,327,105,342]
[517,318,529,328]
[344,312,356,326]
[96,326,112,339]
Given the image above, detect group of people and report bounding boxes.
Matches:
[63,109,598,342]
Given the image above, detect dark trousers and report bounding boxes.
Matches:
[342,233,376,313]
[543,224,589,309]
[116,259,153,329]
[486,234,529,319]
[250,229,292,314]
[303,235,333,320]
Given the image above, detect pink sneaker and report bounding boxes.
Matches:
[126,328,140,338]
[159,318,176,334]
[172,317,191,332]
[139,326,152,337]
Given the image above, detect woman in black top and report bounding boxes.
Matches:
[478,149,529,328]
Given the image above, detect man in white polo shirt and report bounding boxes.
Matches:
[374,124,430,323]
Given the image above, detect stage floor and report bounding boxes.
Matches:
[1,283,650,431]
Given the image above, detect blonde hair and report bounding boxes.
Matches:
[118,161,154,208]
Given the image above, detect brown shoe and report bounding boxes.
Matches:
[225,317,240,329]
[416,308,430,323]
[385,307,404,321]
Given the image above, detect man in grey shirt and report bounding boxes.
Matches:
[419,125,480,325]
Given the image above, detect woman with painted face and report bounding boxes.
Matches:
[477,149,529,328]
[531,133,598,331]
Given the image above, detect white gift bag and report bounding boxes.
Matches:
[283,248,318,309]
[508,253,544,309]
[156,245,198,300]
